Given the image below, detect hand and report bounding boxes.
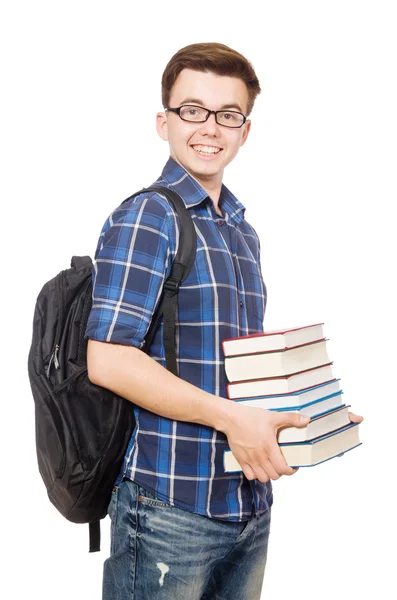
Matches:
[222,405,311,483]
[337,411,364,457]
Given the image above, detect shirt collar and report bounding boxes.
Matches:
[156,156,246,225]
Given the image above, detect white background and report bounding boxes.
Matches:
[1,1,396,599]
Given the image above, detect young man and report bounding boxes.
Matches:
[86,43,362,600]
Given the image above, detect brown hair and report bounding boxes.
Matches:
[161,42,261,115]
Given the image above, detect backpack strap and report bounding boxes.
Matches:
[70,255,93,270]
[86,186,196,552]
[89,521,101,553]
[126,186,197,376]
[124,186,196,279]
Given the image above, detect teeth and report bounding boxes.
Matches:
[192,145,221,155]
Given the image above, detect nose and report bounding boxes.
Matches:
[198,112,221,136]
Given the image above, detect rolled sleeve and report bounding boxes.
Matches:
[85,193,172,347]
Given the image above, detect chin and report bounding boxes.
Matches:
[192,164,221,178]
[173,152,224,180]
[191,155,224,171]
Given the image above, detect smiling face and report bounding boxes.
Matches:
[156,69,251,191]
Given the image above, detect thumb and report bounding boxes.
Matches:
[273,411,310,429]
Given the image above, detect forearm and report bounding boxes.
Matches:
[87,339,234,432]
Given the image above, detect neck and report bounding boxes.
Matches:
[197,180,222,214]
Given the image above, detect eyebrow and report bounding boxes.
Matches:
[179,98,244,113]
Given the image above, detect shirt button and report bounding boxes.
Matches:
[217,219,224,226]
[240,301,243,307]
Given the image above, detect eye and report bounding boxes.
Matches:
[218,111,245,127]
[179,105,207,121]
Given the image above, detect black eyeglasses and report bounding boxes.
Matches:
[166,104,247,128]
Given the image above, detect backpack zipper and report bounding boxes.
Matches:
[46,344,60,378]
[46,271,65,378]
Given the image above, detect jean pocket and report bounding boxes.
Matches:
[137,486,174,509]
[108,486,119,516]
[108,487,119,555]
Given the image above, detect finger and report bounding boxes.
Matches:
[268,446,297,476]
[348,412,364,423]
[242,461,270,482]
[253,457,280,481]
[271,411,311,430]
[259,457,299,479]
[240,452,277,481]
[242,464,257,481]
[251,463,271,483]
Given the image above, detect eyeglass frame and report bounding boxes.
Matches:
[165,104,247,129]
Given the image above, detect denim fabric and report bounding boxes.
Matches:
[103,478,271,600]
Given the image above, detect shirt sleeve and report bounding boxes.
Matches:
[85,193,172,348]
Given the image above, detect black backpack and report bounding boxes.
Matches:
[27,186,196,552]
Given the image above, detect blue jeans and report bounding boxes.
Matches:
[103,478,271,600]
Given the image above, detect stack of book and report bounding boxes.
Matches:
[221,323,362,471]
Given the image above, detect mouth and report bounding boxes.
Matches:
[191,144,223,158]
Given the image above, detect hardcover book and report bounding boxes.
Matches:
[232,379,342,411]
[224,339,331,382]
[226,364,335,399]
[277,405,351,443]
[223,423,361,470]
[222,323,325,356]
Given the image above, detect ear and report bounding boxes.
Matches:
[240,119,251,147]
[156,111,169,141]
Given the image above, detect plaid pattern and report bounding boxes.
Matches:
[85,157,273,521]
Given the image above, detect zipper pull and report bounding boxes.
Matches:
[46,344,60,379]
[53,344,60,370]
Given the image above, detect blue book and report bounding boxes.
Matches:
[277,405,351,443]
[223,422,361,471]
[233,379,343,416]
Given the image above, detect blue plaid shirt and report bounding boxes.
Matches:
[85,157,273,521]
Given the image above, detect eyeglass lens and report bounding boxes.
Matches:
[179,105,245,127]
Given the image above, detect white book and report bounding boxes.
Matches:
[224,339,331,382]
[227,365,335,399]
[223,423,361,470]
[222,323,324,356]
